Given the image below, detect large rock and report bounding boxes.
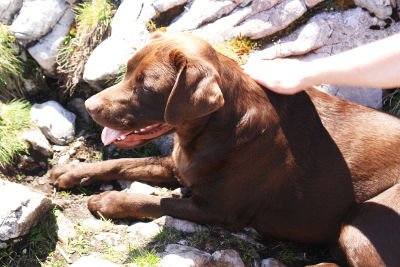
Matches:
[28,8,75,77]
[21,127,53,157]
[354,0,393,19]
[30,100,76,145]
[10,0,69,44]
[83,0,156,88]
[212,249,245,267]
[0,180,53,245]
[249,8,400,108]
[0,0,23,24]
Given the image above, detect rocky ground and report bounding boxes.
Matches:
[0,127,339,267]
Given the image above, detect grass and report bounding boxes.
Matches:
[214,35,260,65]
[57,0,115,96]
[0,23,25,101]
[383,88,400,116]
[0,208,58,266]
[0,100,31,169]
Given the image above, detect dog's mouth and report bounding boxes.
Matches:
[101,123,173,148]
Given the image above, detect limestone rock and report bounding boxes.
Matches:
[212,249,245,267]
[30,100,76,145]
[354,0,393,19]
[10,0,69,44]
[70,255,119,267]
[160,244,212,267]
[153,215,208,233]
[56,211,77,244]
[261,258,287,267]
[28,8,75,76]
[22,128,53,157]
[127,221,162,241]
[125,181,161,195]
[0,180,53,244]
[0,0,23,24]
[153,0,189,13]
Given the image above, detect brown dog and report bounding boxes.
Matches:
[50,32,400,266]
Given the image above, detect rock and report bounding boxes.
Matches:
[100,184,114,191]
[22,79,41,96]
[28,8,75,76]
[22,128,53,158]
[67,98,92,124]
[83,0,156,87]
[125,181,161,195]
[95,232,121,246]
[231,232,265,249]
[354,0,393,19]
[0,0,23,24]
[212,249,245,267]
[304,0,325,8]
[234,0,307,40]
[171,187,190,198]
[0,180,53,244]
[152,134,174,156]
[55,211,76,244]
[160,244,212,267]
[153,215,208,233]
[30,100,76,145]
[10,0,69,44]
[249,8,400,108]
[153,0,189,13]
[70,255,119,267]
[127,221,162,241]
[261,258,286,267]
[81,218,105,233]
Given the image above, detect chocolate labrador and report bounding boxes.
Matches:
[50,32,400,266]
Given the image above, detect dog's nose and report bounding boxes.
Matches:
[85,97,101,116]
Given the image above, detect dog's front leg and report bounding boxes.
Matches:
[50,156,177,189]
[88,191,222,224]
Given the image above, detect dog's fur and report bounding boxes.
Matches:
[50,32,400,266]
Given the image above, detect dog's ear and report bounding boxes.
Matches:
[165,49,224,125]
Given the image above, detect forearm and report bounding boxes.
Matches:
[308,33,400,89]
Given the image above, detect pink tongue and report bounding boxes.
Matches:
[101,127,132,146]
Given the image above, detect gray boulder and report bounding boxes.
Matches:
[28,8,75,77]
[249,8,400,108]
[30,100,76,145]
[212,249,245,267]
[10,0,69,44]
[0,0,23,24]
[0,180,53,245]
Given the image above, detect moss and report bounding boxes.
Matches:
[214,35,260,65]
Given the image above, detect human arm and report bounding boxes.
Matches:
[242,33,400,94]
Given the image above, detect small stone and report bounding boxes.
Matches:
[70,255,119,267]
[58,154,70,165]
[153,216,208,233]
[160,244,212,267]
[100,184,114,191]
[81,218,104,233]
[95,232,121,246]
[22,128,53,157]
[261,258,287,267]
[231,232,265,249]
[212,249,245,267]
[127,221,162,241]
[56,211,76,244]
[125,181,160,195]
[171,187,190,198]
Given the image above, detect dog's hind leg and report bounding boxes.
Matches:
[338,184,400,267]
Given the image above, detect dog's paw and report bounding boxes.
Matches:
[50,163,94,189]
[88,191,132,219]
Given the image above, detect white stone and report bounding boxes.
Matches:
[22,128,53,157]
[212,249,245,267]
[30,100,76,145]
[354,0,393,19]
[83,0,155,87]
[261,258,286,267]
[0,0,23,24]
[0,180,53,242]
[304,0,324,8]
[10,0,69,44]
[153,0,189,13]
[160,244,212,267]
[153,216,208,233]
[95,232,121,246]
[126,181,161,195]
[81,218,105,232]
[28,8,74,76]
[127,221,162,241]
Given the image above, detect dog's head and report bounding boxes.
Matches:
[85,32,225,149]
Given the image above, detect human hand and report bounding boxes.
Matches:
[242,58,315,95]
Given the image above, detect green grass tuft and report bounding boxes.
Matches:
[214,35,259,65]
[0,23,25,101]
[57,0,115,96]
[0,100,31,168]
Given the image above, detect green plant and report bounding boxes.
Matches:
[0,23,25,101]
[214,35,259,65]
[126,245,161,266]
[57,0,115,96]
[0,100,31,168]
